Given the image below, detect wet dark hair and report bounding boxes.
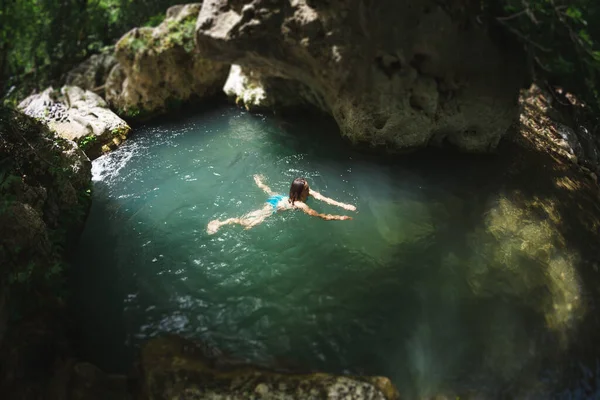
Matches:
[289,178,309,204]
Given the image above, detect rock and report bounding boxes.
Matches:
[138,335,400,399]
[65,47,118,97]
[18,86,131,160]
[0,108,91,398]
[466,194,582,335]
[62,361,130,400]
[519,84,600,175]
[106,3,229,119]
[223,64,328,112]
[196,0,524,152]
[223,65,268,110]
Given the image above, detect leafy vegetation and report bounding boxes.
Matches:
[0,0,184,102]
[485,0,600,110]
[117,11,197,56]
[111,126,130,137]
[1,0,599,120]
[0,107,90,290]
[78,134,98,150]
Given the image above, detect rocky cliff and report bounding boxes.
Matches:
[106,3,229,119]
[0,108,91,398]
[195,0,525,152]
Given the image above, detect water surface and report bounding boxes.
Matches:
[72,106,599,398]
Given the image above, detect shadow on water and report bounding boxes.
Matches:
[257,111,600,397]
[71,105,600,398]
[70,180,132,372]
[487,130,600,399]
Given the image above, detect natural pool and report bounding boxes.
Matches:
[72,106,600,398]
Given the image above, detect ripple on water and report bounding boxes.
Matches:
[73,107,600,398]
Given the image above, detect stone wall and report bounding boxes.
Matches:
[196,0,525,152]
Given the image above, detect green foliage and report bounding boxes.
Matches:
[111,126,129,136]
[129,38,149,54]
[163,15,197,53]
[0,0,183,101]
[487,0,600,110]
[118,12,196,56]
[144,13,166,27]
[119,105,145,119]
[0,107,92,321]
[78,134,98,150]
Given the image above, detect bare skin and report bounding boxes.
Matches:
[207,175,356,234]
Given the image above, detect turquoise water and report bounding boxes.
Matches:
[72,106,598,398]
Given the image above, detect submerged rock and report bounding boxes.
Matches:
[18,86,131,160]
[196,0,524,152]
[466,195,582,336]
[139,335,400,399]
[106,3,229,119]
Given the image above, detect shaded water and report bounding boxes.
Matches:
[73,106,600,398]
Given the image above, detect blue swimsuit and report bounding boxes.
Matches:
[266,194,286,212]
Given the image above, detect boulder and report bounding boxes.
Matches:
[138,335,400,399]
[18,86,131,159]
[196,0,525,152]
[65,47,118,97]
[106,3,229,119]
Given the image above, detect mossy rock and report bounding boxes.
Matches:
[107,4,228,119]
[138,335,400,399]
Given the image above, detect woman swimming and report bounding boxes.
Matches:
[207,175,356,234]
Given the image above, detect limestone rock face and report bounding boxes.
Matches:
[223,64,327,112]
[138,335,400,400]
[18,86,131,160]
[106,3,229,119]
[65,47,118,97]
[196,0,524,152]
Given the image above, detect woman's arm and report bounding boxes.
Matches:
[310,190,357,211]
[253,175,275,195]
[294,202,352,220]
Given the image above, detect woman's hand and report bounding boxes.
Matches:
[254,174,275,195]
[207,220,220,234]
[253,174,264,185]
[325,214,352,221]
[310,190,357,212]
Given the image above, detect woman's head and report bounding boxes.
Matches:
[289,178,309,204]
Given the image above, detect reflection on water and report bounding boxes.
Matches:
[72,106,600,398]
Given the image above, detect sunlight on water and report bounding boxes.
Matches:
[72,107,597,398]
